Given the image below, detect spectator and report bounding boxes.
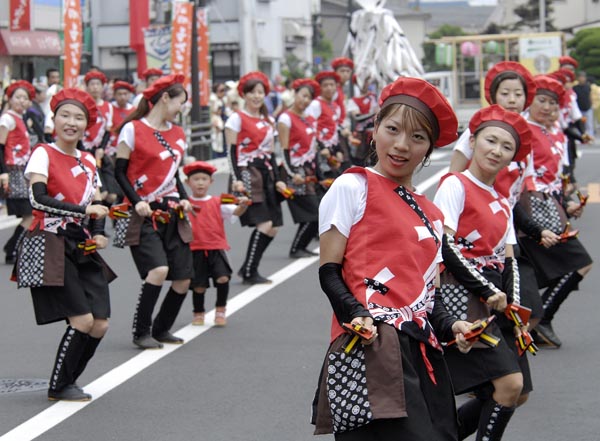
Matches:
[573,71,594,137]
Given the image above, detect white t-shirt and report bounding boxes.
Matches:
[0,112,17,131]
[433,170,515,245]
[305,100,321,120]
[452,128,472,159]
[190,195,239,224]
[117,118,173,151]
[277,112,292,129]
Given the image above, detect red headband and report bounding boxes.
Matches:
[142,74,185,101]
[237,71,270,96]
[6,80,35,100]
[50,88,98,129]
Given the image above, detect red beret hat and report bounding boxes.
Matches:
[237,71,270,96]
[469,104,532,163]
[378,76,458,147]
[548,70,567,84]
[84,71,107,85]
[6,80,35,100]
[559,55,578,69]
[142,74,185,101]
[183,160,217,177]
[50,88,98,129]
[291,78,321,98]
[331,57,354,70]
[558,68,575,83]
[142,68,164,80]
[315,71,341,85]
[534,75,567,107]
[484,61,536,109]
[113,81,135,94]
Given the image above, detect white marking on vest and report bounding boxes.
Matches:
[489,200,503,214]
[176,138,186,150]
[159,150,172,160]
[366,267,395,303]
[414,226,433,241]
[71,165,84,177]
[55,193,65,201]
[465,230,481,243]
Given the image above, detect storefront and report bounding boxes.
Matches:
[0,29,61,83]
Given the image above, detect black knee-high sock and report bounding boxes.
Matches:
[458,398,485,440]
[541,271,583,324]
[475,400,515,441]
[73,335,102,382]
[240,229,272,278]
[290,223,308,254]
[152,288,187,336]
[132,282,162,338]
[49,327,89,392]
[192,290,206,313]
[215,282,229,307]
[4,224,24,256]
[298,221,318,250]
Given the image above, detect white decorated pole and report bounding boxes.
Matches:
[343,0,424,90]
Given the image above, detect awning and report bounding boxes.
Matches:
[0,29,61,56]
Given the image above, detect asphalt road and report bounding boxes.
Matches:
[1,146,600,441]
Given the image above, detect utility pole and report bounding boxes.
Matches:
[539,0,546,32]
[190,0,200,123]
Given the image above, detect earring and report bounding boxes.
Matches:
[370,139,376,149]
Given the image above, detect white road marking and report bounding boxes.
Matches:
[0,253,319,441]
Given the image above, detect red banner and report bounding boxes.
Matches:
[197,7,210,106]
[171,2,193,92]
[63,0,82,88]
[130,0,149,77]
[10,0,31,31]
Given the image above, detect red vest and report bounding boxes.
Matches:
[443,173,512,271]
[32,144,98,232]
[4,110,31,166]
[315,97,340,148]
[528,122,563,193]
[235,111,274,167]
[188,196,229,250]
[109,102,135,151]
[83,100,112,151]
[126,120,186,202]
[494,159,527,208]
[334,85,346,122]
[333,168,444,349]
[282,111,316,166]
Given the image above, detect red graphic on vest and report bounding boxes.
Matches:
[282,111,316,166]
[4,110,31,166]
[108,102,135,153]
[332,168,444,349]
[444,173,511,271]
[528,122,564,193]
[334,85,346,123]
[234,112,274,167]
[32,144,97,233]
[126,120,186,202]
[350,92,377,132]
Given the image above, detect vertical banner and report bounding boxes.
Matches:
[197,7,210,106]
[10,0,31,31]
[171,1,193,92]
[144,25,172,74]
[130,0,149,78]
[63,0,82,88]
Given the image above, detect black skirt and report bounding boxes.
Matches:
[519,236,593,287]
[30,236,111,325]
[6,198,32,217]
[239,164,283,227]
[287,194,319,224]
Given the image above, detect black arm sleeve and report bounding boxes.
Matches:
[502,257,518,305]
[30,182,86,218]
[441,234,500,300]
[319,263,372,324]
[88,201,107,236]
[513,202,543,242]
[269,153,281,182]
[175,172,189,200]
[0,143,6,174]
[98,130,112,151]
[228,144,242,181]
[428,287,458,342]
[564,123,584,142]
[281,149,295,177]
[114,158,142,205]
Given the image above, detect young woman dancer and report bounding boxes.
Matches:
[115,74,193,349]
[18,88,115,401]
[312,77,472,440]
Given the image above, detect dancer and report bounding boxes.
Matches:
[115,74,193,349]
[18,88,115,401]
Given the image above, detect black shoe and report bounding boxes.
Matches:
[133,333,164,349]
[535,323,562,348]
[48,384,92,402]
[289,249,318,258]
[242,273,272,285]
[152,331,184,345]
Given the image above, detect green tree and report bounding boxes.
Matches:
[567,27,600,81]
[511,0,556,32]
[422,24,469,72]
[312,28,333,71]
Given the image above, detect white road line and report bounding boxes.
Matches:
[0,253,319,441]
